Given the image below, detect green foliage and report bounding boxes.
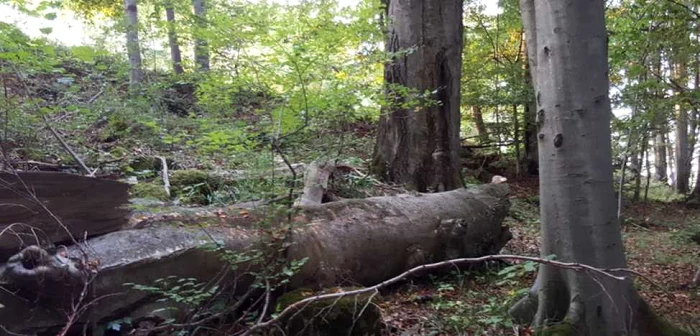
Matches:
[125,276,218,307]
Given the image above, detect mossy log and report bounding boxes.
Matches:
[0,184,510,334]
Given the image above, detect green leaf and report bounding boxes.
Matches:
[44,12,57,20]
[39,27,53,35]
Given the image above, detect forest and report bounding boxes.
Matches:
[0,0,699,335]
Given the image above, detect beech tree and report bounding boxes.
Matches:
[124,0,143,86]
[371,0,464,192]
[510,1,689,334]
[192,0,210,71]
[165,0,184,74]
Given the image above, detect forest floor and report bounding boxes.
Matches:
[376,178,700,335]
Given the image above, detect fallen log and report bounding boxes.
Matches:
[0,172,130,260]
[0,184,511,334]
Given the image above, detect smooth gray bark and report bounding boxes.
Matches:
[124,0,143,87]
[0,185,511,334]
[192,0,210,72]
[673,61,691,193]
[512,1,644,334]
[165,3,184,74]
[654,128,668,182]
[370,0,464,192]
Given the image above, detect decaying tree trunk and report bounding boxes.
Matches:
[512,1,689,335]
[370,0,464,192]
[0,182,511,334]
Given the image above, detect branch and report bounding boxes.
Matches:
[664,0,700,20]
[239,254,645,336]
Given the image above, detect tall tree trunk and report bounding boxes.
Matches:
[192,0,210,72]
[512,104,521,178]
[633,136,648,201]
[653,50,668,182]
[370,0,464,192]
[521,43,538,176]
[511,1,682,334]
[472,106,489,143]
[165,2,184,74]
[673,61,691,194]
[654,127,668,182]
[124,0,143,87]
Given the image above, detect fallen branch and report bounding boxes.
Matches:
[294,159,337,206]
[240,254,647,336]
[87,87,105,104]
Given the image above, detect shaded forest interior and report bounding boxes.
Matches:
[0,0,699,335]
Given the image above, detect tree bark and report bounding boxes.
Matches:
[0,172,131,260]
[521,43,538,176]
[124,0,143,87]
[673,61,691,194]
[165,2,184,74]
[472,106,489,143]
[654,129,668,182]
[0,185,511,334]
[512,104,521,178]
[370,0,464,192]
[192,0,210,72]
[511,1,682,335]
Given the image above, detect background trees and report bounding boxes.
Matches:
[0,0,699,334]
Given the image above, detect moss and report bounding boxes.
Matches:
[169,170,223,205]
[130,182,170,201]
[275,287,383,336]
[170,170,219,188]
[533,323,576,336]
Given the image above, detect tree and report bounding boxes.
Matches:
[165,0,184,74]
[124,0,143,86]
[510,1,689,334]
[192,0,210,71]
[370,0,464,192]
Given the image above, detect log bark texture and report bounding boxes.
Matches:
[0,184,511,334]
[370,0,464,192]
[0,172,130,260]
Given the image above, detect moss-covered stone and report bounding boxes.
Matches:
[274,287,383,336]
[130,182,170,201]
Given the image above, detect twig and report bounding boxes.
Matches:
[87,87,105,104]
[157,156,171,197]
[239,254,644,335]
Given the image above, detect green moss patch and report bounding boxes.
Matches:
[275,287,383,336]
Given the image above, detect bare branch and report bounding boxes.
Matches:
[239,254,645,335]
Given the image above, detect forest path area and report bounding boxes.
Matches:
[373,178,700,335]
